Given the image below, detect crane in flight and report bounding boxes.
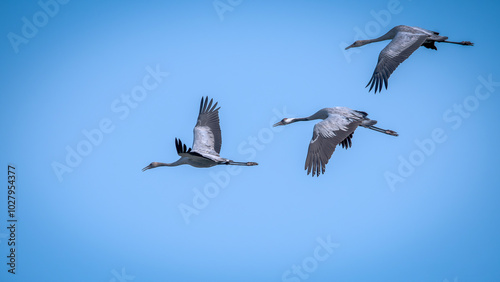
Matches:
[274,107,398,177]
[345,25,474,93]
[143,97,258,171]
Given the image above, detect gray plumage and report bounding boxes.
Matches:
[345,25,474,93]
[143,97,258,171]
[192,97,222,156]
[273,107,398,177]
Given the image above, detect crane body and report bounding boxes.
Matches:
[143,97,258,172]
[345,25,474,93]
[274,107,398,177]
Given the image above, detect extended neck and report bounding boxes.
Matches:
[156,158,188,167]
[142,158,188,172]
[156,162,177,167]
[360,29,395,45]
[163,158,189,167]
[305,109,329,121]
[289,117,310,124]
[360,35,390,45]
[275,113,325,127]
[287,113,326,125]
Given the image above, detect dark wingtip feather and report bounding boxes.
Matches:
[368,77,376,93]
[366,77,374,92]
[175,138,192,154]
[199,96,221,113]
[175,138,180,154]
[203,96,208,113]
[206,98,213,113]
[211,101,218,112]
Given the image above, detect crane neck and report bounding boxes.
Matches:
[288,116,323,125]
[306,109,329,121]
[290,117,310,123]
[157,159,186,167]
[155,162,176,167]
[359,29,396,45]
[287,111,328,124]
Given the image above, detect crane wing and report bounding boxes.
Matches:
[340,132,354,149]
[305,114,360,177]
[367,31,429,93]
[192,97,222,155]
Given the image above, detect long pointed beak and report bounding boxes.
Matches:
[345,45,354,50]
[142,165,152,172]
[273,121,284,127]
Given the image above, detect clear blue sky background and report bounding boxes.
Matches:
[1,0,499,281]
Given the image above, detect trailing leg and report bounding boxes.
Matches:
[366,125,398,136]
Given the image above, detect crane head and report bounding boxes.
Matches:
[142,162,159,172]
[345,40,364,50]
[273,118,293,127]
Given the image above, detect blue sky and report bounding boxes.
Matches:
[1,0,499,281]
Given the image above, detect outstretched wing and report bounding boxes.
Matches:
[305,114,361,177]
[192,97,222,155]
[367,31,429,93]
[175,138,191,156]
